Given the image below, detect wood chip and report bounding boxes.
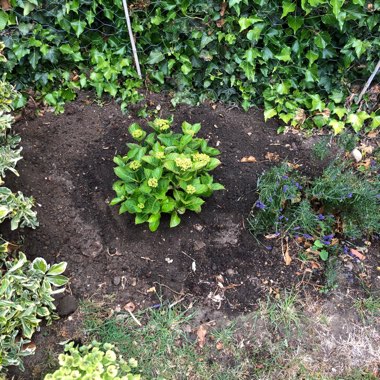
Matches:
[240,156,257,163]
[265,152,280,162]
[350,248,366,261]
[196,324,208,348]
[283,237,292,265]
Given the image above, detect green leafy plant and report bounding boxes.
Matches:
[0,243,68,371]
[111,117,224,231]
[248,160,380,261]
[1,0,379,132]
[44,341,141,380]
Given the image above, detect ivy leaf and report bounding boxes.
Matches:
[275,46,292,62]
[329,119,345,134]
[330,0,344,18]
[332,107,347,119]
[281,1,296,18]
[305,51,319,66]
[264,108,277,121]
[181,62,192,75]
[71,20,86,38]
[147,50,165,64]
[288,16,303,33]
[369,115,380,130]
[0,10,9,30]
[238,17,263,31]
[347,111,370,132]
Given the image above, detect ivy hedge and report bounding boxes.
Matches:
[0,0,379,133]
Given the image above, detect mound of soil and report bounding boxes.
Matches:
[4,93,379,378]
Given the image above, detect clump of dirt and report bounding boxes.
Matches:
[4,93,379,379]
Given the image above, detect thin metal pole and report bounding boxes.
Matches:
[357,59,380,104]
[121,0,142,79]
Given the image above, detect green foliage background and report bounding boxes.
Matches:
[0,0,379,132]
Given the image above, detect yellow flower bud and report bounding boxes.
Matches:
[129,160,141,170]
[148,178,158,188]
[132,129,143,139]
[186,185,196,194]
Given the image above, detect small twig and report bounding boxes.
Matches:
[126,309,142,326]
[153,282,184,296]
[357,59,380,104]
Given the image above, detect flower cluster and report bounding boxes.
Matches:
[193,152,210,164]
[132,129,143,139]
[186,185,196,194]
[175,156,192,171]
[129,160,141,170]
[148,178,158,188]
[154,151,165,159]
[153,118,170,131]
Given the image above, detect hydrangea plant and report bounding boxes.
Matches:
[44,341,141,380]
[111,117,224,231]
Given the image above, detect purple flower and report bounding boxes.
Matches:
[303,234,312,239]
[317,214,325,221]
[282,175,289,179]
[294,234,299,239]
[293,226,301,230]
[323,234,334,240]
[343,246,349,254]
[255,200,266,210]
[295,182,303,190]
[268,196,273,202]
[283,185,288,193]
[265,246,273,251]
[347,193,353,198]
[322,240,331,245]
[279,215,285,220]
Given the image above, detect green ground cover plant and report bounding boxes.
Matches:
[0,51,67,373]
[248,160,380,262]
[0,245,68,371]
[44,341,140,380]
[111,117,224,231]
[0,1,379,133]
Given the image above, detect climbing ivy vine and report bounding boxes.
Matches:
[0,0,379,133]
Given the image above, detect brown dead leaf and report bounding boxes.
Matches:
[359,143,374,155]
[240,155,257,163]
[294,108,306,125]
[220,1,227,16]
[22,342,36,353]
[367,131,379,139]
[216,341,224,350]
[311,261,321,269]
[357,158,371,170]
[265,233,280,239]
[146,286,156,293]
[283,237,292,265]
[1,0,11,10]
[350,248,366,261]
[265,152,280,162]
[123,302,136,312]
[216,18,226,28]
[287,162,301,169]
[196,324,208,348]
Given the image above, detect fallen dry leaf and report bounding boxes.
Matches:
[311,261,321,269]
[283,237,292,265]
[240,155,257,163]
[265,233,280,239]
[216,341,224,350]
[367,130,378,139]
[196,324,208,348]
[0,0,11,10]
[287,162,301,169]
[146,286,156,293]
[350,248,366,261]
[265,152,280,162]
[123,302,136,313]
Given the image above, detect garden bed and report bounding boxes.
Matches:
[4,93,380,379]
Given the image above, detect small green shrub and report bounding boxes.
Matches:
[0,244,68,371]
[44,341,141,380]
[248,160,380,261]
[111,117,224,231]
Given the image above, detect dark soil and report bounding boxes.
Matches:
[4,93,380,379]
